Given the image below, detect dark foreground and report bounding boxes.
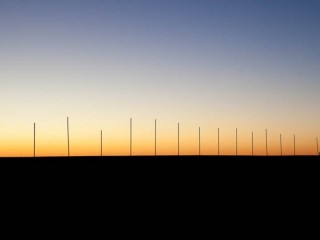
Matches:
[1,154,319,161]
[1,155,319,176]
[2,156,320,202]
[1,155,319,163]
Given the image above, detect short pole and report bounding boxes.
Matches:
[67,117,70,157]
[265,129,268,156]
[101,130,103,157]
[155,119,157,156]
[199,127,201,156]
[130,118,132,156]
[317,138,319,156]
[252,131,253,156]
[218,128,220,156]
[236,128,238,156]
[280,134,282,156]
[178,123,180,156]
[34,123,35,158]
[294,134,296,156]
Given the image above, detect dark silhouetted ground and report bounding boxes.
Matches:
[1,155,319,179]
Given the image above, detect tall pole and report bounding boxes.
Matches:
[155,119,157,156]
[251,131,253,156]
[34,122,35,158]
[178,123,180,156]
[317,138,319,156]
[280,134,282,156]
[236,128,238,156]
[130,118,132,156]
[265,129,268,156]
[101,130,103,157]
[294,134,296,156]
[67,117,70,157]
[218,128,220,156]
[198,127,201,156]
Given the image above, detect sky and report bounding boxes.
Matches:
[0,0,319,156]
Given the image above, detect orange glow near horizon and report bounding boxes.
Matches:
[1,1,320,158]
[0,118,318,157]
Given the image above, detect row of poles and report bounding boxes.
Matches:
[32,117,319,157]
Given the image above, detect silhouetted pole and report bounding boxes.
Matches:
[218,128,220,156]
[265,129,268,156]
[178,123,180,156]
[155,119,157,156]
[251,131,253,156]
[130,118,132,156]
[67,117,70,157]
[236,128,238,156]
[198,127,201,156]
[317,138,319,156]
[294,134,296,156]
[280,134,283,156]
[101,130,103,157]
[34,123,35,158]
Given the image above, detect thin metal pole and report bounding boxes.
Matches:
[178,123,180,156]
[34,122,35,158]
[265,129,268,156]
[280,134,282,156]
[317,138,319,155]
[236,128,238,156]
[130,118,132,156]
[199,127,201,156]
[101,130,103,157]
[67,117,70,157]
[252,131,253,156]
[155,119,157,156]
[294,134,296,156]
[218,128,220,156]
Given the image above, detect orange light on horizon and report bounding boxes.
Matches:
[0,118,319,157]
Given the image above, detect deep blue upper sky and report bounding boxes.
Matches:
[0,0,319,155]
[1,0,319,76]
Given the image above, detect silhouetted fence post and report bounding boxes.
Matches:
[34,123,35,158]
[101,130,103,157]
[236,128,238,156]
[198,127,201,156]
[294,134,296,156]
[280,134,283,156]
[265,129,268,156]
[130,118,132,156]
[218,128,220,156]
[178,123,180,156]
[155,119,157,156]
[67,117,70,157]
[252,131,253,156]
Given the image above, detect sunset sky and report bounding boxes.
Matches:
[1,0,319,156]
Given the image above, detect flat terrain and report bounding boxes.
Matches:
[1,155,319,163]
[1,155,319,176]
[1,156,319,194]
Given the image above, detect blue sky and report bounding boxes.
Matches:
[1,0,319,156]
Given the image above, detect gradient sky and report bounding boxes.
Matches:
[1,0,319,156]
